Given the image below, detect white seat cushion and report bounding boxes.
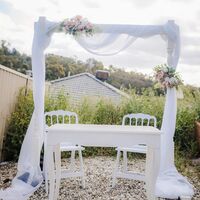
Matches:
[117,144,147,154]
[60,143,85,151]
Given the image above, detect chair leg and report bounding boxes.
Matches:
[43,152,49,195]
[78,149,85,188]
[43,143,49,195]
[70,150,76,171]
[54,145,61,200]
[112,150,121,188]
[123,150,128,172]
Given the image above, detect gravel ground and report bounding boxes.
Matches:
[0,156,199,200]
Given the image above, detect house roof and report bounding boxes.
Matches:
[51,72,129,98]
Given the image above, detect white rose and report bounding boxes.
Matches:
[165,77,170,82]
[163,68,168,73]
[169,77,177,84]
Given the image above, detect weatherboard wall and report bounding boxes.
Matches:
[50,74,122,105]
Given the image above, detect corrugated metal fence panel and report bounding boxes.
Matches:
[0,65,33,161]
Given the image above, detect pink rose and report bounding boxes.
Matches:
[75,15,82,21]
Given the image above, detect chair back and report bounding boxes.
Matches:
[44,110,78,126]
[122,113,156,127]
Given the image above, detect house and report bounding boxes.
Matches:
[50,72,129,105]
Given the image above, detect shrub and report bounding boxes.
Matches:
[77,98,94,124]
[175,104,199,157]
[3,90,71,161]
[92,100,122,125]
[3,86,200,161]
[121,95,164,129]
[3,89,34,161]
[45,91,71,112]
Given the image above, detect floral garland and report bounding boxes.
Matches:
[59,15,95,36]
[153,64,183,89]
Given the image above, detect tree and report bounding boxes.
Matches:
[0,40,158,93]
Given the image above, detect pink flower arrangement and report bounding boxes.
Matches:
[60,15,95,36]
[153,64,183,89]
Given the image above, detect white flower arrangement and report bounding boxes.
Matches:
[153,64,183,89]
[59,15,95,37]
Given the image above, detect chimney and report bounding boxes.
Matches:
[95,70,110,82]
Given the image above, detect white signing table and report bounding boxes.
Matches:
[45,124,162,200]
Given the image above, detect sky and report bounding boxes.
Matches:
[0,0,200,86]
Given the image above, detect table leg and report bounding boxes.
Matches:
[145,146,160,200]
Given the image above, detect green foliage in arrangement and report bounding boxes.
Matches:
[3,86,200,162]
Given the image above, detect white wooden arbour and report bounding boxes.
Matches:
[0,17,194,200]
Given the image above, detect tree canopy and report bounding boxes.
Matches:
[0,40,155,93]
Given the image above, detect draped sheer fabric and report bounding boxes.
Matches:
[76,24,163,56]
[77,33,137,56]
[75,21,179,168]
[0,18,56,200]
[76,22,193,198]
[76,22,180,65]
[0,18,194,199]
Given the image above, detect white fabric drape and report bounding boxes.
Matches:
[0,17,55,200]
[77,33,137,56]
[75,22,180,176]
[0,18,194,199]
[156,87,194,198]
[75,21,193,199]
[76,24,165,56]
[155,27,193,198]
